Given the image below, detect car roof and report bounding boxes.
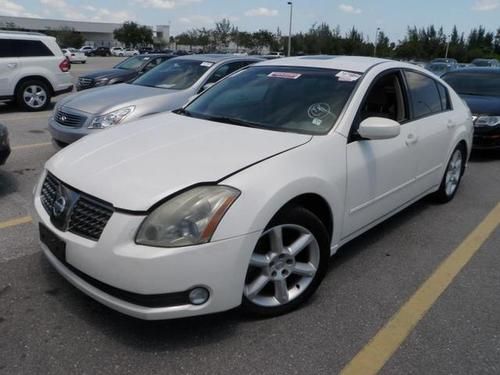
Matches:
[254,55,394,73]
[172,54,262,63]
[445,67,500,74]
[0,31,54,40]
[135,53,173,58]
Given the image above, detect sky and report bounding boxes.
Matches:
[1,0,499,42]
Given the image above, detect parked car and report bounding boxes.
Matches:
[0,124,10,166]
[62,48,87,64]
[443,68,500,150]
[36,56,473,320]
[76,54,173,91]
[427,62,456,77]
[139,47,154,54]
[88,47,111,57]
[471,58,500,67]
[431,58,458,65]
[79,46,93,54]
[110,47,124,56]
[50,55,262,145]
[0,31,73,111]
[123,48,139,57]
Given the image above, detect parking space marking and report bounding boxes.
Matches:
[12,142,52,151]
[340,202,500,375]
[0,216,32,230]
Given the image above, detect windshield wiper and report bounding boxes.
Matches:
[173,108,193,117]
[203,115,264,129]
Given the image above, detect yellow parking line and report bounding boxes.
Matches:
[11,142,52,151]
[340,202,500,375]
[0,216,32,230]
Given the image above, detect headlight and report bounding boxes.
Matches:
[136,186,240,248]
[94,78,109,87]
[89,106,135,129]
[475,116,500,127]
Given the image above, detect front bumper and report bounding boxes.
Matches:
[34,180,259,320]
[48,116,92,145]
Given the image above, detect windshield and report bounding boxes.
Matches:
[443,72,500,97]
[181,66,359,135]
[429,64,448,72]
[133,59,212,90]
[114,56,150,70]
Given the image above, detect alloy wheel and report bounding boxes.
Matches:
[445,149,463,197]
[244,224,320,307]
[23,85,47,109]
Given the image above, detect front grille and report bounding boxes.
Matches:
[78,77,94,89]
[55,109,87,128]
[40,173,113,241]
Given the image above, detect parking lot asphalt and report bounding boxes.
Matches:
[0,57,499,375]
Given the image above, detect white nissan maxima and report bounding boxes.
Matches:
[33,56,473,320]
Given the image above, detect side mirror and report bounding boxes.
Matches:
[358,117,401,140]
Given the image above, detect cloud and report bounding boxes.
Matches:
[134,0,201,9]
[244,7,278,17]
[179,14,239,25]
[36,0,134,22]
[0,0,40,17]
[472,0,499,10]
[338,4,362,14]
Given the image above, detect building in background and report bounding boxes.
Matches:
[0,15,170,47]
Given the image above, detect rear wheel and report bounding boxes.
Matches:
[241,206,330,317]
[433,145,466,203]
[16,80,51,111]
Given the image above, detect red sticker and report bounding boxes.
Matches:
[268,72,302,79]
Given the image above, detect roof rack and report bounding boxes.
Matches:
[0,30,47,36]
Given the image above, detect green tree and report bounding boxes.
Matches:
[46,27,85,48]
[113,21,153,48]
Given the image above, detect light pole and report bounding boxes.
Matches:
[445,34,450,58]
[287,1,293,56]
[374,27,380,57]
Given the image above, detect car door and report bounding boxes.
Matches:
[0,39,19,97]
[403,70,456,191]
[343,70,419,237]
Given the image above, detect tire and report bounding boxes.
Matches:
[16,80,51,112]
[119,53,123,57]
[82,61,86,64]
[241,206,330,317]
[432,144,466,203]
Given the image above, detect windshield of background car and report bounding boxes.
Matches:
[183,66,360,134]
[132,59,212,90]
[443,72,500,97]
[114,56,150,70]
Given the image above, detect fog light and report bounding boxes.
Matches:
[189,287,209,305]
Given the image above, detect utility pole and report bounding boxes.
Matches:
[374,27,380,57]
[287,1,293,56]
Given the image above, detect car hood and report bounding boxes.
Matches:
[62,83,178,114]
[46,113,312,211]
[460,94,500,115]
[81,69,134,80]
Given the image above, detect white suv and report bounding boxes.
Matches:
[111,47,124,56]
[0,32,73,111]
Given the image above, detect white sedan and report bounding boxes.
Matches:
[62,48,87,64]
[33,56,473,320]
[123,48,139,57]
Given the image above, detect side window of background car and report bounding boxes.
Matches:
[436,83,451,111]
[404,71,442,118]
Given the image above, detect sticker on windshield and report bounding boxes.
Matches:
[268,72,302,79]
[336,71,361,82]
[200,62,214,67]
[143,57,151,60]
[312,118,323,126]
[308,103,331,119]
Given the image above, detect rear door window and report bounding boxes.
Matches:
[6,39,54,57]
[404,71,442,119]
[0,39,15,58]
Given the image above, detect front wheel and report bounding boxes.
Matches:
[433,145,466,203]
[241,206,330,317]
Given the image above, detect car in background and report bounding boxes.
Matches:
[76,54,173,91]
[79,46,93,55]
[471,58,500,67]
[123,48,139,57]
[110,47,124,56]
[62,48,87,64]
[50,55,262,145]
[139,47,154,54]
[0,31,73,111]
[431,58,458,65]
[0,124,10,165]
[443,68,500,150]
[427,62,456,77]
[35,56,472,320]
[88,47,111,57]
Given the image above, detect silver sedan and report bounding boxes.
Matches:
[49,55,262,146]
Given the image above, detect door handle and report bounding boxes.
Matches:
[447,120,456,129]
[7,63,17,69]
[405,133,418,146]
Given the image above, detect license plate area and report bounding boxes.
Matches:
[40,223,66,263]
